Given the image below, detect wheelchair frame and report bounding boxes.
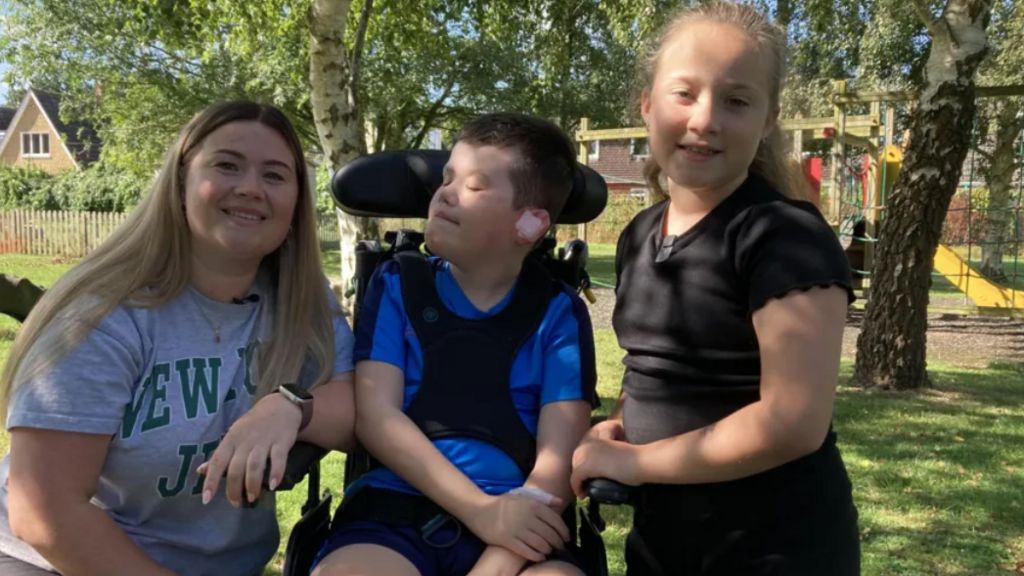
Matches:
[277,149,627,576]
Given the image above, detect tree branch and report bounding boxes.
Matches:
[972,146,994,162]
[350,0,373,110]
[911,0,944,38]
[407,77,456,149]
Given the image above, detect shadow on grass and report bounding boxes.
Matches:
[836,361,1024,575]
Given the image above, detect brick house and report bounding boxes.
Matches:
[0,89,101,174]
[584,137,651,198]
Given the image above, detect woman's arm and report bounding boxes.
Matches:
[573,286,847,490]
[297,372,356,451]
[8,429,176,576]
[199,372,356,506]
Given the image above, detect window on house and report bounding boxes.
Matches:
[631,138,650,159]
[587,140,600,161]
[21,132,51,157]
[629,187,649,200]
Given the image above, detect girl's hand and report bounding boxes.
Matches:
[585,419,625,442]
[197,392,303,507]
[570,436,641,499]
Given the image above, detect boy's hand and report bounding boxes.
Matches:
[197,393,302,507]
[466,545,528,576]
[464,492,569,562]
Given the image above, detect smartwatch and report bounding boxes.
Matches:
[276,383,314,432]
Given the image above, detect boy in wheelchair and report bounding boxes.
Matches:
[310,113,597,576]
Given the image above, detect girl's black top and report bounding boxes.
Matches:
[613,174,854,444]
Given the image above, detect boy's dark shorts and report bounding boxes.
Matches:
[310,488,580,575]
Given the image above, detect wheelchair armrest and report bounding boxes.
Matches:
[265,441,329,492]
[584,478,634,506]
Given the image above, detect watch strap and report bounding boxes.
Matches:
[277,385,314,432]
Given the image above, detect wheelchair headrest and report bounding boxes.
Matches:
[331,150,608,224]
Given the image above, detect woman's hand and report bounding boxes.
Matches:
[198,392,302,507]
[570,434,641,499]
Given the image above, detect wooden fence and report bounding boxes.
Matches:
[0,209,350,257]
[0,210,129,257]
[2,208,643,257]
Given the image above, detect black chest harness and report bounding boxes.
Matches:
[397,252,558,476]
[334,253,562,533]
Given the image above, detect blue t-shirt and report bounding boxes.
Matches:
[352,257,596,496]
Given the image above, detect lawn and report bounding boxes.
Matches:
[1,254,1023,575]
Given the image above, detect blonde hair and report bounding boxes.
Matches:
[640,1,807,201]
[1,101,335,425]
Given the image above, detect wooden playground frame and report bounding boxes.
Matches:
[574,81,1024,316]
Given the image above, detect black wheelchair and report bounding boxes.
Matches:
[273,150,633,576]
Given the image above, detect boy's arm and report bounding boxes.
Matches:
[470,399,591,575]
[356,359,568,562]
[524,400,592,510]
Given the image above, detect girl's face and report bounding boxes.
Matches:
[182,121,299,267]
[642,20,777,197]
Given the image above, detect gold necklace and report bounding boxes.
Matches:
[188,289,222,343]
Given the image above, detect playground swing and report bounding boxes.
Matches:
[271,149,633,576]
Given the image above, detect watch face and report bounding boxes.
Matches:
[281,383,313,402]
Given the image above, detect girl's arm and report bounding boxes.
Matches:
[8,429,177,576]
[573,286,847,490]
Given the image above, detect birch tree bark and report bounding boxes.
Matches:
[978,101,1024,281]
[308,0,376,311]
[853,0,994,389]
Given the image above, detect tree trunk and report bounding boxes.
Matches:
[852,0,993,390]
[978,101,1023,281]
[308,0,376,312]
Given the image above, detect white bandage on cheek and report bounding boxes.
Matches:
[516,211,545,239]
[508,486,558,505]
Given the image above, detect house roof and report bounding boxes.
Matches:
[0,107,15,132]
[31,89,102,166]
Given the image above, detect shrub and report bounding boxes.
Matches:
[0,163,149,212]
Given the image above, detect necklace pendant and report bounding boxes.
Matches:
[214,331,221,343]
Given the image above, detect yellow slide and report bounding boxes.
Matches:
[933,244,1024,309]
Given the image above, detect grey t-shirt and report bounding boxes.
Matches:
[0,282,354,576]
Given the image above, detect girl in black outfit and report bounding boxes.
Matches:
[570,3,860,575]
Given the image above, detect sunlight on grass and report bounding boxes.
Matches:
[2,258,1023,575]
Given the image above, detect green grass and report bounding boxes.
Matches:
[3,255,1024,575]
[586,243,616,288]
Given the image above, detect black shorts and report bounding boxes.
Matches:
[313,487,583,575]
[625,440,860,576]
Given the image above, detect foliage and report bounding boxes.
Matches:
[0,166,54,210]
[0,164,149,212]
[1,0,639,174]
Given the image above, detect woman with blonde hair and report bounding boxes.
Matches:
[0,101,356,575]
[571,2,859,574]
